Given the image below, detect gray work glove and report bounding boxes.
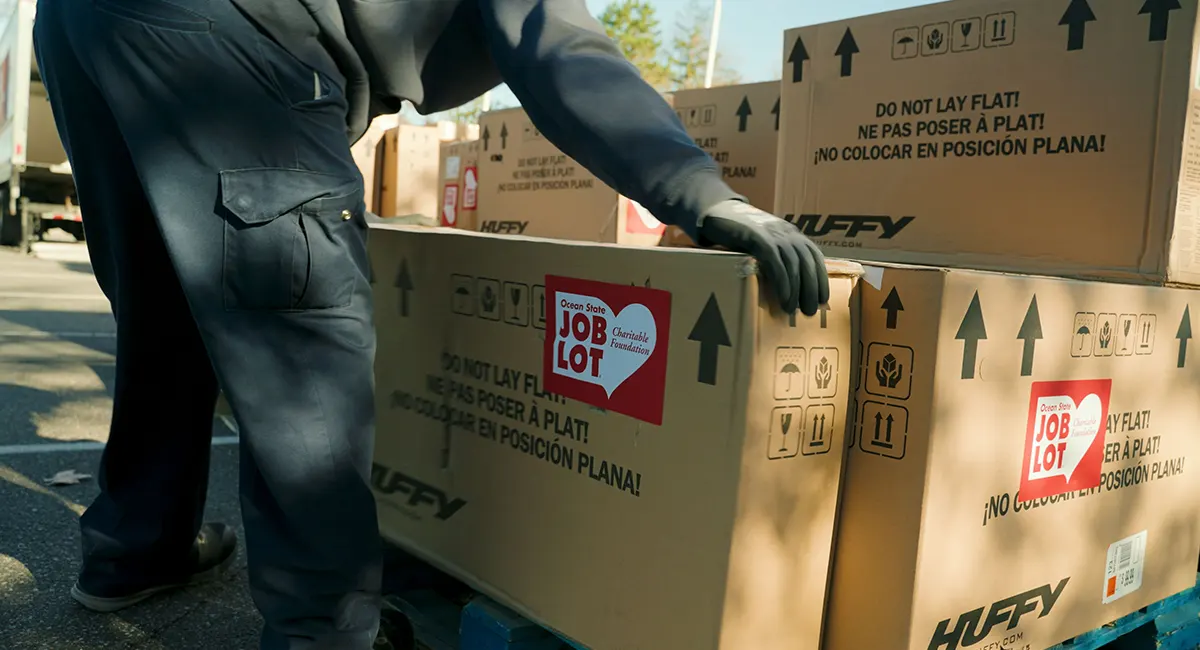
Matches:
[696,200,830,317]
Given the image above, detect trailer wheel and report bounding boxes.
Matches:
[0,190,18,247]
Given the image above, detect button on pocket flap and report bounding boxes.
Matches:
[219,168,351,226]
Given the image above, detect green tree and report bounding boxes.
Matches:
[441,96,487,125]
[598,0,671,90]
[669,0,741,90]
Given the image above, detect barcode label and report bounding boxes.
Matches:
[1103,530,1147,605]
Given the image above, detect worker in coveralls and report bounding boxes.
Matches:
[32,0,830,647]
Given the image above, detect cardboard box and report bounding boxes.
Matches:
[437,139,480,230]
[378,124,442,219]
[659,81,780,249]
[475,107,667,245]
[673,81,780,212]
[351,114,401,215]
[827,262,1200,650]
[368,223,862,650]
[778,0,1200,286]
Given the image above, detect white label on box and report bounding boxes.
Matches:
[1103,530,1147,604]
[445,156,461,180]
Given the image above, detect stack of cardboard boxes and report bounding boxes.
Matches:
[364,0,1200,649]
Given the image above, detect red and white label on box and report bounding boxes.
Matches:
[441,184,459,227]
[1020,378,1112,501]
[623,198,665,235]
[543,276,672,425]
[462,166,478,211]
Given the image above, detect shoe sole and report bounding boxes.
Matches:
[70,549,237,613]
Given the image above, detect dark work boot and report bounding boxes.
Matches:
[70,523,238,613]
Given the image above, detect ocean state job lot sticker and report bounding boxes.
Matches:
[543,276,672,425]
[1021,379,1112,501]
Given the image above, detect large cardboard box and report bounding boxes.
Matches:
[378,124,442,219]
[661,81,783,248]
[827,262,1200,650]
[351,114,401,215]
[437,139,480,230]
[368,223,862,650]
[778,0,1200,286]
[475,107,667,245]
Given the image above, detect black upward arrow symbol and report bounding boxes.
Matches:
[955,291,987,380]
[500,123,509,149]
[835,28,859,78]
[771,97,780,131]
[482,126,491,151]
[1177,305,1192,368]
[395,259,414,317]
[1017,295,1043,377]
[788,36,809,83]
[1059,0,1096,51]
[1140,0,1181,42]
[689,294,732,386]
[735,96,752,133]
[788,303,828,329]
[881,287,904,330]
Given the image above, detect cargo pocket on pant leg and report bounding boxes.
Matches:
[220,168,362,312]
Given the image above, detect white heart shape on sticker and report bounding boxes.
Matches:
[630,200,663,229]
[553,292,657,397]
[1029,392,1104,483]
[1060,393,1103,482]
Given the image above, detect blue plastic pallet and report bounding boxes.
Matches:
[1047,573,1200,650]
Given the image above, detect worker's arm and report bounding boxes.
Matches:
[476,0,738,242]
[476,0,829,315]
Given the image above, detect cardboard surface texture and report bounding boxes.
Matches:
[476,107,666,245]
[369,224,861,650]
[351,114,401,215]
[661,81,781,249]
[378,124,442,219]
[828,262,1200,650]
[778,0,1200,285]
[438,139,480,230]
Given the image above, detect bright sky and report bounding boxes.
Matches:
[480,0,938,110]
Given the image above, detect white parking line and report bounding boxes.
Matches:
[0,292,106,301]
[0,331,115,339]
[0,436,240,456]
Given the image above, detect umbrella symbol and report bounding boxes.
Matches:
[896,35,916,56]
[1076,324,1091,336]
[781,363,802,391]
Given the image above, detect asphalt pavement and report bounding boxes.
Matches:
[0,234,263,649]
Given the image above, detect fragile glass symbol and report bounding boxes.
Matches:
[875,353,903,389]
[960,22,972,38]
[814,357,833,390]
[779,412,793,453]
[509,287,521,307]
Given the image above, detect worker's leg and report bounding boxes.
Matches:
[33,0,226,595]
[38,0,382,647]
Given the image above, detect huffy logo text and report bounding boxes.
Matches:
[543,276,673,425]
[1020,379,1111,501]
[928,578,1069,650]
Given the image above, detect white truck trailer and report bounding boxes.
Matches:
[0,0,83,247]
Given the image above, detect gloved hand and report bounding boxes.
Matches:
[697,200,830,316]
